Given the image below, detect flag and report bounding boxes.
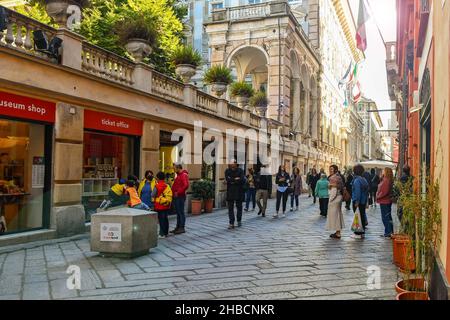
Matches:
[353,81,362,103]
[338,62,353,89]
[356,0,370,52]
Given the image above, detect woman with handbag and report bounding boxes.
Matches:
[290,167,302,211]
[326,165,345,239]
[351,164,369,239]
[376,167,394,238]
[273,165,291,219]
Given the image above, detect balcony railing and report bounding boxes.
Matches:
[228,3,271,21]
[196,91,219,113]
[0,6,57,62]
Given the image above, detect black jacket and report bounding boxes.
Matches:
[310,174,320,189]
[255,173,272,191]
[275,172,291,187]
[225,167,245,201]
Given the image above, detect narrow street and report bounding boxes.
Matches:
[0,195,399,300]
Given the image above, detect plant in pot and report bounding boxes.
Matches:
[230,81,254,109]
[115,15,158,63]
[190,180,203,215]
[203,65,233,98]
[201,179,215,213]
[36,0,90,28]
[171,45,202,84]
[395,175,442,300]
[249,90,269,116]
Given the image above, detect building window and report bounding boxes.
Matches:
[248,0,262,4]
[211,1,224,10]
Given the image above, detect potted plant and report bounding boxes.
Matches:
[203,65,233,97]
[37,0,90,28]
[230,81,254,108]
[249,90,269,116]
[394,176,441,300]
[171,45,202,84]
[201,179,215,213]
[116,15,158,63]
[190,180,203,215]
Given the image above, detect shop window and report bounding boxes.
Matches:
[0,120,46,234]
[159,131,183,186]
[82,131,135,220]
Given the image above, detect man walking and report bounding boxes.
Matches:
[254,165,272,217]
[306,169,312,197]
[225,160,245,229]
[170,163,189,235]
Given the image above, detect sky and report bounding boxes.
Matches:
[348,0,397,129]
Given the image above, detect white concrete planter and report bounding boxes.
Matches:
[236,95,250,109]
[255,105,268,117]
[175,64,197,84]
[210,82,228,98]
[125,39,153,63]
[45,0,70,28]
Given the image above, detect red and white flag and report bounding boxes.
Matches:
[356,0,370,52]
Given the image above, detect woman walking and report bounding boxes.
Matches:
[310,168,320,204]
[315,173,329,217]
[351,164,369,239]
[377,168,394,238]
[244,168,256,212]
[326,165,345,239]
[273,165,290,219]
[290,167,302,211]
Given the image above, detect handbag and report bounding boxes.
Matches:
[342,189,351,202]
[351,208,364,233]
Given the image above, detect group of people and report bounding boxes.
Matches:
[99,164,190,239]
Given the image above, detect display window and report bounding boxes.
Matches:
[0,119,48,235]
[159,131,182,186]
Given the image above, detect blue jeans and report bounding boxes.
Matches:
[174,197,186,228]
[291,194,299,208]
[380,203,393,236]
[245,188,256,210]
[132,202,149,211]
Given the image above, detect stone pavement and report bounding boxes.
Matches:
[0,195,400,300]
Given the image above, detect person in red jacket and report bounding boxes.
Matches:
[376,167,394,238]
[152,172,173,239]
[170,163,190,235]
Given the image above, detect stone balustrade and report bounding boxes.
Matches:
[0,7,57,61]
[151,71,185,104]
[227,103,244,122]
[250,112,261,128]
[228,3,270,20]
[196,91,219,114]
[81,42,134,85]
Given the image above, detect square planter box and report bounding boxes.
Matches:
[90,208,158,258]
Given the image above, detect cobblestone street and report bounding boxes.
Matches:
[0,195,399,300]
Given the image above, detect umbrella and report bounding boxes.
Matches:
[358,160,397,170]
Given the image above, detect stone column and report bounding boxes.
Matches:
[291,78,301,132]
[56,29,84,70]
[52,103,85,237]
[141,121,160,177]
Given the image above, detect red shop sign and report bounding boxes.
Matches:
[0,91,56,123]
[84,109,143,136]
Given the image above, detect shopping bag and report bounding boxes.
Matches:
[351,208,364,233]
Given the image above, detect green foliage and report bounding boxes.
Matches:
[203,65,233,85]
[249,91,268,107]
[32,0,91,6]
[397,175,442,285]
[171,45,202,67]
[15,1,56,27]
[191,179,215,200]
[230,81,254,98]
[115,14,158,46]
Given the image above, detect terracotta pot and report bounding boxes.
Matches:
[396,237,416,272]
[395,278,427,294]
[392,234,409,266]
[396,291,429,300]
[204,199,214,213]
[175,64,197,84]
[191,199,202,215]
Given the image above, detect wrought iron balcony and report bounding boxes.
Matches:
[417,0,430,57]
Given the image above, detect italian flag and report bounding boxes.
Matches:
[356,0,370,52]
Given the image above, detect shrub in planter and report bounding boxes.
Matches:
[191,179,215,213]
[230,81,254,108]
[115,15,158,62]
[190,181,203,215]
[249,90,269,116]
[171,45,202,83]
[203,65,233,97]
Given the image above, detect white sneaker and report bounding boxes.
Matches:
[272,213,279,219]
[281,212,286,218]
[99,200,107,209]
[351,234,362,239]
[158,235,167,239]
[290,207,293,212]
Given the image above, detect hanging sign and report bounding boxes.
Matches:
[0,91,56,123]
[84,109,143,136]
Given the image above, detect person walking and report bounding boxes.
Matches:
[152,171,173,239]
[315,173,329,217]
[255,166,272,217]
[170,163,189,235]
[290,167,302,211]
[225,160,245,229]
[244,168,256,212]
[344,170,354,210]
[377,167,394,238]
[369,168,380,208]
[351,164,369,239]
[310,168,320,204]
[306,169,312,197]
[138,171,156,210]
[326,165,345,239]
[274,165,291,218]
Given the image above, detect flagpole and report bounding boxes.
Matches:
[365,0,388,47]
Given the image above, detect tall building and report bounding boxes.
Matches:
[356,97,383,161]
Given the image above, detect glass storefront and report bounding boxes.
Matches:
[0,119,47,235]
[82,131,136,220]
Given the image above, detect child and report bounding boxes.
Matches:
[99,178,127,210]
[315,174,329,217]
[152,171,173,239]
[125,180,150,211]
